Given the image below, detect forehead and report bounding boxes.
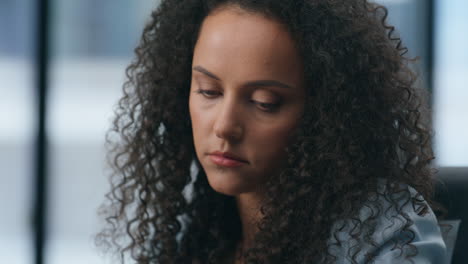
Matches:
[192,7,303,85]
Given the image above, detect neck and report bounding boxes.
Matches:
[235,191,264,250]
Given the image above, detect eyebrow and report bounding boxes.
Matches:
[192,65,293,89]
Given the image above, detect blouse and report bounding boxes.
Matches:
[328,182,447,263]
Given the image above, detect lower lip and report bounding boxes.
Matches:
[209,155,246,167]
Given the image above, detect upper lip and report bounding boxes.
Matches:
[209,151,248,163]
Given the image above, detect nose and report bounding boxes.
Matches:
[213,98,244,141]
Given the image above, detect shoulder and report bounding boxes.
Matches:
[328,182,447,264]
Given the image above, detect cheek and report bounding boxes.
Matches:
[189,94,203,126]
[188,96,200,142]
[189,96,210,150]
[252,121,299,163]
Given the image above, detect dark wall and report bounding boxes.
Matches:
[435,167,468,264]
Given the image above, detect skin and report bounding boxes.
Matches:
[188,5,306,260]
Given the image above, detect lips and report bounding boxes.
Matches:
[208,151,248,167]
[209,151,247,163]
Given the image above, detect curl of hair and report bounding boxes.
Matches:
[96,0,441,263]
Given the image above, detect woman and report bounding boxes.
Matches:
[97,0,447,263]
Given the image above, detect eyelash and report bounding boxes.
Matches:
[195,89,280,112]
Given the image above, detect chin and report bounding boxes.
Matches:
[206,174,252,196]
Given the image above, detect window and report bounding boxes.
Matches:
[433,0,468,166]
[46,1,155,263]
[0,0,35,263]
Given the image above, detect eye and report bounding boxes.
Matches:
[251,100,280,113]
[196,89,280,112]
[195,89,221,98]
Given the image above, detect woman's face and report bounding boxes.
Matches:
[189,6,306,196]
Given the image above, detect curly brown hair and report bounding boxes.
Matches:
[96,0,441,263]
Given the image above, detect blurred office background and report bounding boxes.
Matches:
[0,0,466,263]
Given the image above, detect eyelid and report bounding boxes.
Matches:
[195,89,280,112]
[195,88,220,98]
[251,100,280,112]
